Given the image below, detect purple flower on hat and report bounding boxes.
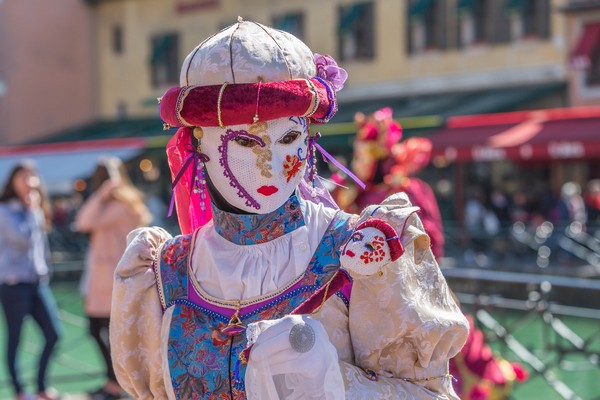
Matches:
[314,53,348,92]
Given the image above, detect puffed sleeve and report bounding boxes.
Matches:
[110,226,172,400]
[342,193,469,399]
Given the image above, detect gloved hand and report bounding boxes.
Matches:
[245,314,344,400]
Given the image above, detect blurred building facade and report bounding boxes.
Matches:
[89,0,568,121]
[0,0,574,143]
[0,0,96,145]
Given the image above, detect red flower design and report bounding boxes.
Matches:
[359,235,387,264]
[283,154,302,182]
[360,251,374,264]
[211,323,230,347]
[180,308,198,337]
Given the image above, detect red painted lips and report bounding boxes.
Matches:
[257,185,279,196]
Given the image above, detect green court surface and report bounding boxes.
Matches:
[461,304,600,400]
[0,283,599,399]
[0,282,105,399]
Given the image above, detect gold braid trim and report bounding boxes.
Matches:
[301,79,320,118]
[217,81,230,128]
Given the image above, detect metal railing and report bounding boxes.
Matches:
[441,220,600,277]
[446,268,600,400]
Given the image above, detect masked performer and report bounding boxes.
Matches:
[334,109,444,259]
[110,19,468,400]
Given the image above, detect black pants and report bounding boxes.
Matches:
[89,316,116,382]
[0,282,62,395]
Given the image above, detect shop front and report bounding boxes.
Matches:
[424,106,600,270]
[428,106,600,222]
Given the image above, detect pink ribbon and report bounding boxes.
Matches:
[168,145,210,217]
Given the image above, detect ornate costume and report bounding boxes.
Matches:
[110,19,468,399]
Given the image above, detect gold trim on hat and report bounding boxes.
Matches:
[176,86,196,127]
[217,81,230,128]
[302,79,320,118]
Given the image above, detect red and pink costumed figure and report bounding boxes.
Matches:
[333,107,445,259]
[334,107,529,400]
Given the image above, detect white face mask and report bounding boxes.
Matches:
[340,227,392,276]
[201,117,309,214]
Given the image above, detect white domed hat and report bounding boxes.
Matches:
[181,17,316,86]
[160,18,347,128]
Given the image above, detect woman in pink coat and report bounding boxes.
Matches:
[75,157,151,400]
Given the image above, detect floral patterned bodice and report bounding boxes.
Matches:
[154,207,355,399]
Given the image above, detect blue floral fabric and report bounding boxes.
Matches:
[157,205,357,399]
[211,194,304,245]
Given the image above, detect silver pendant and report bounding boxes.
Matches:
[289,322,315,353]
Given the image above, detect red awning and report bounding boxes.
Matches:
[430,107,600,162]
[571,22,600,69]
[0,137,146,157]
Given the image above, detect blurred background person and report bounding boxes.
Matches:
[0,161,62,400]
[333,107,444,259]
[75,157,151,400]
[584,179,600,226]
[557,181,587,231]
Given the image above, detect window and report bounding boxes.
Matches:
[521,0,551,39]
[112,25,123,55]
[424,1,447,49]
[458,0,489,46]
[587,43,600,86]
[571,22,600,75]
[490,1,511,44]
[338,2,374,62]
[407,0,447,53]
[150,33,179,87]
[458,0,550,46]
[503,0,551,40]
[273,13,304,41]
[457,0,510,47]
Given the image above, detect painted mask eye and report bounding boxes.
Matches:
[365,243,375,252]
[352,231,364,242]
[234,136,260,148]
[278,130,301,145]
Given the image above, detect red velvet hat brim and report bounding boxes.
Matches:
[160,78,336,128]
